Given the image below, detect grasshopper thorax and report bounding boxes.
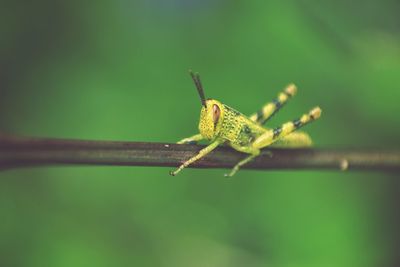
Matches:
[198,99,224,140]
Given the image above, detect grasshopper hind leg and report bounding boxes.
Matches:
[253,107,321,149]
[271,132,313,148]
[227,107,321,176]
[249,84,297,124]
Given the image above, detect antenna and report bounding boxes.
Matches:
[189,69,206,108]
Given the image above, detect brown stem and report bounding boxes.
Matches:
[0,134,399,172]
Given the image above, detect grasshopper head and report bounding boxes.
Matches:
[188,70,224,140]
[198,99,224,140]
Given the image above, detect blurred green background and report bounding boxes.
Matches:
[1,0,400,266]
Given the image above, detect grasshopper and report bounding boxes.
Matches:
[171,70,321,176]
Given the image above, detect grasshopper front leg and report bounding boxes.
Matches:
[177,133,204,144]
[170,140,222,176]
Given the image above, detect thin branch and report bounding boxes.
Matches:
[0,134,399,172]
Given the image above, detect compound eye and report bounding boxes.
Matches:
[212,104,220,124]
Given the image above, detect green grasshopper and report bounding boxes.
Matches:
[171,70,321,176]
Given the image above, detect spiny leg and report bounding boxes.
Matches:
[170,140,221,176]
[225,144,260,177]
[249,84,297,125]
[253,107,322,149]
[177,133,204,144]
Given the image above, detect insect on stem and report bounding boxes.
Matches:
[174,71,323,176]
[189,69,207,108]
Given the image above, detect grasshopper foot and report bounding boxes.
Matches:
[224,166,239,177]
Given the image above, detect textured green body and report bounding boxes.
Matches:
[218,104,265,147]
